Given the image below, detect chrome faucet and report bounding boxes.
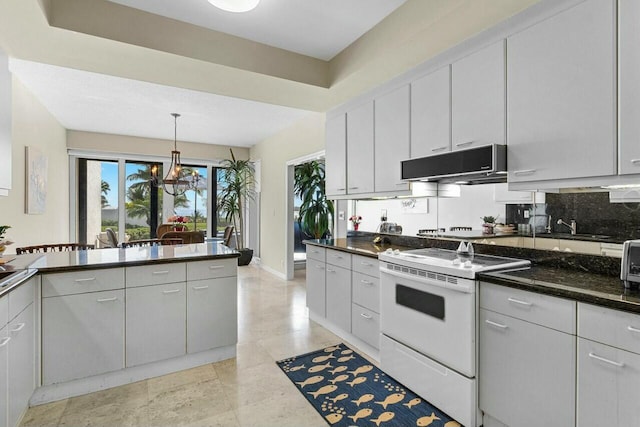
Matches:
[557,218,577,235]
[546,215,552,233]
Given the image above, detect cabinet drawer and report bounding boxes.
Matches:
[8,277,35,320]
[352,254,379,277]
[0,295,6,328]
[326,249,351,269]
[43,268,125,297]
[480,282,575,334]
[306,246,325,262]
[352,271,379,313]
[351,304,380,349]
[186,259,236,281]
[579,303,640,354]
[126,263,186,288]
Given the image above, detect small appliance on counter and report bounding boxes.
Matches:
[621,239,640,288]
[379,222,402,234]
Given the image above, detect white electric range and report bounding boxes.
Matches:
[378,246,530,427]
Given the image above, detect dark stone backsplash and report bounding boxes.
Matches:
[545,192,640,239]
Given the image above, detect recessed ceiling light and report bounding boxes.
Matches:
[207,0,260,13]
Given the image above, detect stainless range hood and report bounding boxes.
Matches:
[401,144,507,184]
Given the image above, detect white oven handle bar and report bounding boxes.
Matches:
[379,267,474,293]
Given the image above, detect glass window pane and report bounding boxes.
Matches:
[85,160,119,247]
[175,165,207,234]
[125,162,162,240]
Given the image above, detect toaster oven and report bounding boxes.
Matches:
[621,240,640,288]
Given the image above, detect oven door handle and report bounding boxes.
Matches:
[379,267,474,293]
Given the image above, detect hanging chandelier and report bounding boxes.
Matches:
[161,113,190,197]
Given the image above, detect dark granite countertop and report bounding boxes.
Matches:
[0,243,239,298]
[303,238,414,258]
[417,230,625,244]
[480,267,639,314]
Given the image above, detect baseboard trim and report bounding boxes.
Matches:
[30,345,236,406]
[260,264,287,280]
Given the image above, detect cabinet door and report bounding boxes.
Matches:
[374,85,410,193]
[479,309,575,427]
[577,338,640,427]
[346,102,374,195]
[325,114,347,197]
[187,277,237,354]
[306,259,326,317]
[507,0,616,182]
[619,0,640,175]
[0,50,11,193]
[8,304,34,427]
[411,66,451,158]
[0,325,7,427]
[325,265,351,332]
[126,283,186,367]
[42,290,125,385]
[452,40,505,150]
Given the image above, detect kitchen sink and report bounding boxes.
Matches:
[539,233,613,241]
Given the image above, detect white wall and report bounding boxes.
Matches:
[249,112,325,275]
[354,185,506,236]
[0,77,69,253]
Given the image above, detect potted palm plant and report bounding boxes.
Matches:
[294,161,334,239]
[217,149,255,266]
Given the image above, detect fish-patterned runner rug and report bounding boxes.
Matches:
[276,343,462,427]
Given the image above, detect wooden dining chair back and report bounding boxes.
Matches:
[16,243,95,255]
[120,238,183,248]
[222,226,234,246]
[156,223,174,238]
[450,226,473,231]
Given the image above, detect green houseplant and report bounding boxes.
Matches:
[294,161,334,239]
[217,149,255,265]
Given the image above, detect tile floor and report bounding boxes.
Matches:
[20,265,362,427]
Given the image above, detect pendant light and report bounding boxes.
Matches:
[162,113,190,196]
[207,0,260,13]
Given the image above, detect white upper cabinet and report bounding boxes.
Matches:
[507,0,616,183]
[619,0,640,175]
[451,40,505,151]
[374,85,410,193]
[346,101,375,195]
[325,114,347,197]
[0,49,11,195]
[411,66,451,158]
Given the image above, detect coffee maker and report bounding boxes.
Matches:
[621,240,640,288]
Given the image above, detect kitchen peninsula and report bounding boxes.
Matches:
[0,243,239,426]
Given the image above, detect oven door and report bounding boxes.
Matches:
[380,266,476,377]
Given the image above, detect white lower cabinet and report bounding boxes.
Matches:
[126,282,186,367]
[479,283,575,427]
[8,304,34,427]
[42,290,124,384]
[187,277,237,354]
[577,303,640,426]
[0,324,7,427]
[351,305,379,349]
[306,256,326,317]
[325,265,351,333]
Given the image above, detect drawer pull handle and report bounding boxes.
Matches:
[360,279,373,285]
[312,250,320,254]
[627,325,640,333]
[455,141,474,147]
[315,265,324,270]
[485,319,508,329]
[395,182,407,186]
[361,262,374,266]
[631,159,640,165]
[97,297,117,303]
[10,323,26,333]
[513,169,536,176]
[162,289,181,294]
[193,285,209,290]
[360,313,373,320]
[327,268,336,273]
[152,270,170,275]
[336,188,346,191]
[0,337,10,347]
[332,255,343,259]
[208,266,225,270]
[588,352,624,368]
[348,187,359,190]
[74,277,96,283]
[507,297,532,307]
[431,146,448,152]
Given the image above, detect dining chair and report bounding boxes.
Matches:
[450,226,473,231]
[105,228,119,248]
[222,226,234,247]
[161,231,205,244]
[156,223,174,238]
[16,243,96,255]
[120,238,183,248]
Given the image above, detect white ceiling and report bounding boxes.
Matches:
[106,0,407,60]
[9,59,312,147]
